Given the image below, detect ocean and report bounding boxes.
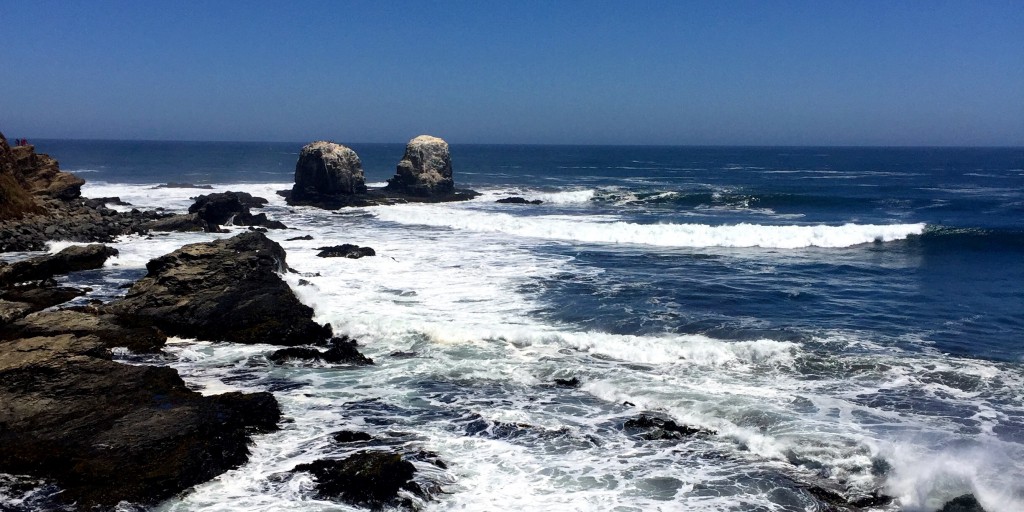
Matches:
[17,141,1024,510]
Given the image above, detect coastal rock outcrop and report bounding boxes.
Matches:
[0,244,118,287]
[268,336,374,365]
[0,333,280,508]
[187,191,285,231]
[385,135,454,197]
[3,308,167,353]
[292,451,422,509]
[290,141,367,203]
[107,231,332,345]
[316,244,376,259]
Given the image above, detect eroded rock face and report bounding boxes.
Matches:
[385,135,454,197]
[291,141,367,201]
[107,232,332,345]
[0,334,280,508]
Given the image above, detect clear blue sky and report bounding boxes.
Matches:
[2,0,1022,145]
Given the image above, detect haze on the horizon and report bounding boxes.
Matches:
[2,0,1022,146]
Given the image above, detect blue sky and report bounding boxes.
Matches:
[2,1,1022,145]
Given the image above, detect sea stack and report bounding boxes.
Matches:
[290,141,367,202]
[385,135,454,197]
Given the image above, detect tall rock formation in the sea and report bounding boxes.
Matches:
[290,141,367,202]
[1,132,84,220]
[385,135,454,197]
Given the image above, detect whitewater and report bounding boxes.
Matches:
[5,142,1023,512]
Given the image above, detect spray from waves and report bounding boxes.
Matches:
[372,206,926,249]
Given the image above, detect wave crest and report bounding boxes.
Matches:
[373,207,926,249]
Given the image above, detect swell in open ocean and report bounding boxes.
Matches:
[3,142,1023,511]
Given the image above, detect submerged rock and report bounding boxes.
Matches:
[292,451,420,509]
[316,244,376,259]
[291,141,367,201]
[623,414,716,440]
[939,494,987,512]
[497,196,543,205]
[268,336,373,365]
[107,232,332,345]
[385,135,454,197]
[554,376,581,388]
[0,334,280,508]
[333,430,373,443]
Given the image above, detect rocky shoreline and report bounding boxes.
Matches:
[0,133,988,511]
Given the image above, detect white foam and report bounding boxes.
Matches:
[371,205,925,248]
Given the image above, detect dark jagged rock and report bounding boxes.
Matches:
[0,334,280,508]
[292,451,419,509]
[84,196,131,207]
[286,235,314,241]
[497,196,543,205]
[554,376,581,388]
[940,494,987,512]
[140,212,209,232]
[290,141,367,203]
[268,336,374,365]
[107,232,332,345]
[316,244,376,259]
[623,414,716,440]
[187,191,284,231]
[333,430,373,443]
[385,135,454,197]
[154,182,214,189]
[3,308,167,352]
[0,244,118,286]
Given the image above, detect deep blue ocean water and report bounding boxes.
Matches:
[10,140,1024,511]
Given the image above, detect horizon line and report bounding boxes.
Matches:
[23,137,1024,150]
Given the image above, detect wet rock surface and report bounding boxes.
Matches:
[0,244,118,286]
[623,414,717,440]
[0,334,280,508]
[939,494,987,512]
[188,191,285,231]
[497,196,543,205]
[269,336,374,366]
[3,308,167,352]
[107,232,332,345]
[316,244,376,259]
[292,451,421,510]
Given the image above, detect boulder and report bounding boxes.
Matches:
[291,141,367,202]
[385,135,454,197]
[268,336,373,365]
[0,334,280,508]
[623,414,716,440]
[292,451,420,509]
[0,244,118,286]
[316,244,376,259]
[140,212,209,232]
[187,192,284,231]
[107,232,332,345]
